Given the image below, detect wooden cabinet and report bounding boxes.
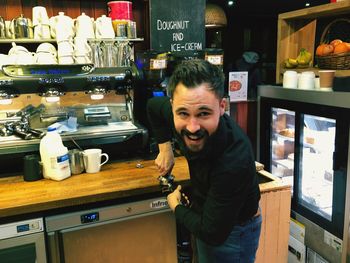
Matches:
[256,170,291,263]
[276,1,350,83]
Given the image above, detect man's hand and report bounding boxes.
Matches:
[167,185,190,211]
[167,185,182,211]
[155,141,174,176]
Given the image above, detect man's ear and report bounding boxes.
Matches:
[219,98,226,116]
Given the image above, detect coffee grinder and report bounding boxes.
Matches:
[133,51,168,137]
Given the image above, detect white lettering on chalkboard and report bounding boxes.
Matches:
[171,42,202,52]
[157,20,190,30]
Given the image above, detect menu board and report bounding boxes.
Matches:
[149,0,205,55]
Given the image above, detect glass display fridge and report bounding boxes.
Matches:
[257,85,350,263]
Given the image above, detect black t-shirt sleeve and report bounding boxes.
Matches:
[146,96,173,143]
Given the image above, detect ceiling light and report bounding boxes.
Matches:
[305,2,310,6]
[228,1,234,6]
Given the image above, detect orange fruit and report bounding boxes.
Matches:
[330,39,343,47]
[316,44,334,56]
[333,42,350,54]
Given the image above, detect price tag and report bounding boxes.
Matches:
[205,55,223,65]
[150,59,167,70]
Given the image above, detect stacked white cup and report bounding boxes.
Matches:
[298,71,315,90]
[35,43,58,64]
[73,37,92,64]
[57,40,75,64]
[283,70,298,89]
[50,12,75,64]
[8,43,36,65]
[32,6,51,39]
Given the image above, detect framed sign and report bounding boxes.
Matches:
[149,0,205,55]
[228,71,248,102]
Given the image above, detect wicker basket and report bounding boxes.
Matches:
[316,18,350,70]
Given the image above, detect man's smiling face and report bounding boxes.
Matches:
[171,82,225,152]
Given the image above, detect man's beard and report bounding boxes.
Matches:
[180,128,209,153]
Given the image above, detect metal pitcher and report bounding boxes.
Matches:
[0,16,5,38]
[11,14,34,39]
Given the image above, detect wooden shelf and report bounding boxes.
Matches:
[276,1,350,83]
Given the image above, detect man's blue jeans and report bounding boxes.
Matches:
[196,214,262,263]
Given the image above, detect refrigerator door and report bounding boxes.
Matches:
[298,115,336,222]
[270,107,295,191]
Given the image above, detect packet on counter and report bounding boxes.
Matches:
[48,117,78,133]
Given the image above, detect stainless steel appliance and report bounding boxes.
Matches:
[0,64,148,177]
[45,197,177,263]
[0,218,46,263]
[257,86,350,263]
[11,14,34,39]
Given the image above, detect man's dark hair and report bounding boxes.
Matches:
[168,59,225,99]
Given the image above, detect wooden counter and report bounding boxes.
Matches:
[0,156,289,219]
[0,157,190,218]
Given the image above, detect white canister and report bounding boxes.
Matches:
[283,70,298,89]
[298,71,315,90]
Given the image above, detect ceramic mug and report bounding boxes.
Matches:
[58,55,74,64]
[36,52,58,64]
[34,24,51,39]
[83,149,109,173]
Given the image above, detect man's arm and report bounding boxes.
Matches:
[146,97,175,175]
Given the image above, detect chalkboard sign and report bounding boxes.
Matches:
[149,0,205,55]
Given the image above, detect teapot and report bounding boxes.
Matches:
[10,14,34,39]
[75,12,95,39]
[49,12,74,40]
[95,15,115,39]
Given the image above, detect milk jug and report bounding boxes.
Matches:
[39,127,71,181]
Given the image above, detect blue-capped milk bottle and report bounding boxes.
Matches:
[39,127,71,181]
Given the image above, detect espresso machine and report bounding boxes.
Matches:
[0,63,148,177]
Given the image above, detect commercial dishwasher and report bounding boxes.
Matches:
[45,197,178,263]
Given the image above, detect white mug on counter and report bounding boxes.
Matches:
[83,149,109,173]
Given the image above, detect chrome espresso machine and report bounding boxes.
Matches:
[0,64,148,177]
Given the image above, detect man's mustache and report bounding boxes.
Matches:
[181,128,207,139]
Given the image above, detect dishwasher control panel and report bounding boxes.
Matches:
[81,212,100,224]
[0,218,44,240]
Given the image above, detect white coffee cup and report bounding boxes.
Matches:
[36,42,57,56]
[58,55,74,64]
[36,52,58,64]
[34,24,51,39]
[83,149,109,173]
[32,6,49,26]
[57,40,75,56]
